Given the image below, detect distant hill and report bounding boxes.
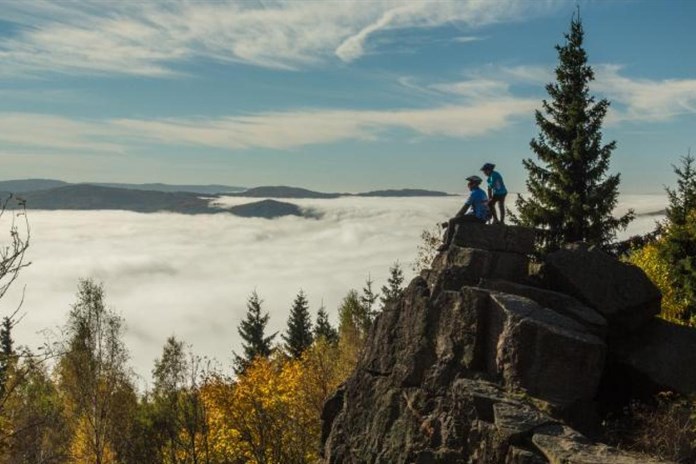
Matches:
[1,179,451,199]
[94,182,245,195]
[237,186,341,199]
[0,179,69,193]
[0,179,453,217]
[0,179,244,195]
[636,209,666,217]
[357,188,451,197]
[3,185,316,218]
[227,199,316,219]
[18,184,220,214]
[235,186,452,198]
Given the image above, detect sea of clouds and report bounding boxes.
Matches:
[1,194,666,385]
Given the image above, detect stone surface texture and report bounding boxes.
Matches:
[321,224,678,463]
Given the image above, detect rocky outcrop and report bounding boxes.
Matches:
[540,243,661,334]
[322,223,678,463]
[612,318,696,395]
[478,279,607,338]
[487,292,605,407]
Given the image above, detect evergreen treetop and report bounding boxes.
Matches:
[514,11,633,252]
[314,302,338,345]
[380,262,404,309]
[666,153,696,227]
[658,153,696,322]
[234,290,276,374]
[282,290,314,358]
[360,275,379,325]
[0,316,13,395]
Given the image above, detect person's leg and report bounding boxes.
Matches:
[442,217,457,247]
[488,198,498,224]
[498,195,506,224]
[439,215,483,250]
[488,196,501,224]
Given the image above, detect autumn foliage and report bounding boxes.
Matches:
[0,274,381,463]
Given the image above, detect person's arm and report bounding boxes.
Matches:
[455,203,470,218]
[455,194,474,218]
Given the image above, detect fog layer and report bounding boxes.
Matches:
[4,195,664,383]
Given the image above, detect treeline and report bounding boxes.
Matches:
[0,264,405,464]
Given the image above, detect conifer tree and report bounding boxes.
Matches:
[360,275,380,325]
[0,316,13,395]
[659,153,696,321]
[380,262,404,309]
[514,12,632,251]
[282,290,314,358]
[234,291,276,374]
[314,302,338,345]
[665,154,696,227]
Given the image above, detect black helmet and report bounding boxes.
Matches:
[481,163,495,171]
[465,175,483,185]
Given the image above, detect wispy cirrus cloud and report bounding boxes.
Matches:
[0,92,536,153]
[433,63,696,124]
[113,98,536,150]
[0,0,564,77]
[594,65,696,123]
[0,113,124,153]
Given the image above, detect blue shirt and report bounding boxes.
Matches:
[464,187,490,221]
[487,171,507,196]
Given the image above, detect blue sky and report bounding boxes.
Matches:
[1,0,695,194]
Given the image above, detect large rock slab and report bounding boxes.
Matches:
[543,243,661,333]
[451,222,536,255]
[613,318,696,395]
[480,279,608,338]
[487,292,606,407]
[428,246,529,292]
[532,424,672,464]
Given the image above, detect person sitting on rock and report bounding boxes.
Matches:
[438,175,490,251]
[481,162,507,224]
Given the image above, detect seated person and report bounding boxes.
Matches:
[438,175,490,251]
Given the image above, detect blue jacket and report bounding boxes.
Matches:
[487,171,507,196]
[463,187,490,221]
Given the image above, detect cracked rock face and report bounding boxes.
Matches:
[321,223,676,463]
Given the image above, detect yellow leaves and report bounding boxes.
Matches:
[628,241,691,325]
[200,338,358,464]
[69,414,117,464]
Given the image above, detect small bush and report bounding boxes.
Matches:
[603,392,696,463]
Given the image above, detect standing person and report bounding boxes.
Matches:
[438,176,490,251]
[481,163,507,224]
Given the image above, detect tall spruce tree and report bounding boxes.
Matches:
[660,153,696,321]
[314,302,338,344]
[282,290,314,358]
[665,153,696,227]
[380,262,404,310]
[234,291,276,374]
[514,12,632,251]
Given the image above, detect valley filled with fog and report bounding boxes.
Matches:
[3,194,666,383]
